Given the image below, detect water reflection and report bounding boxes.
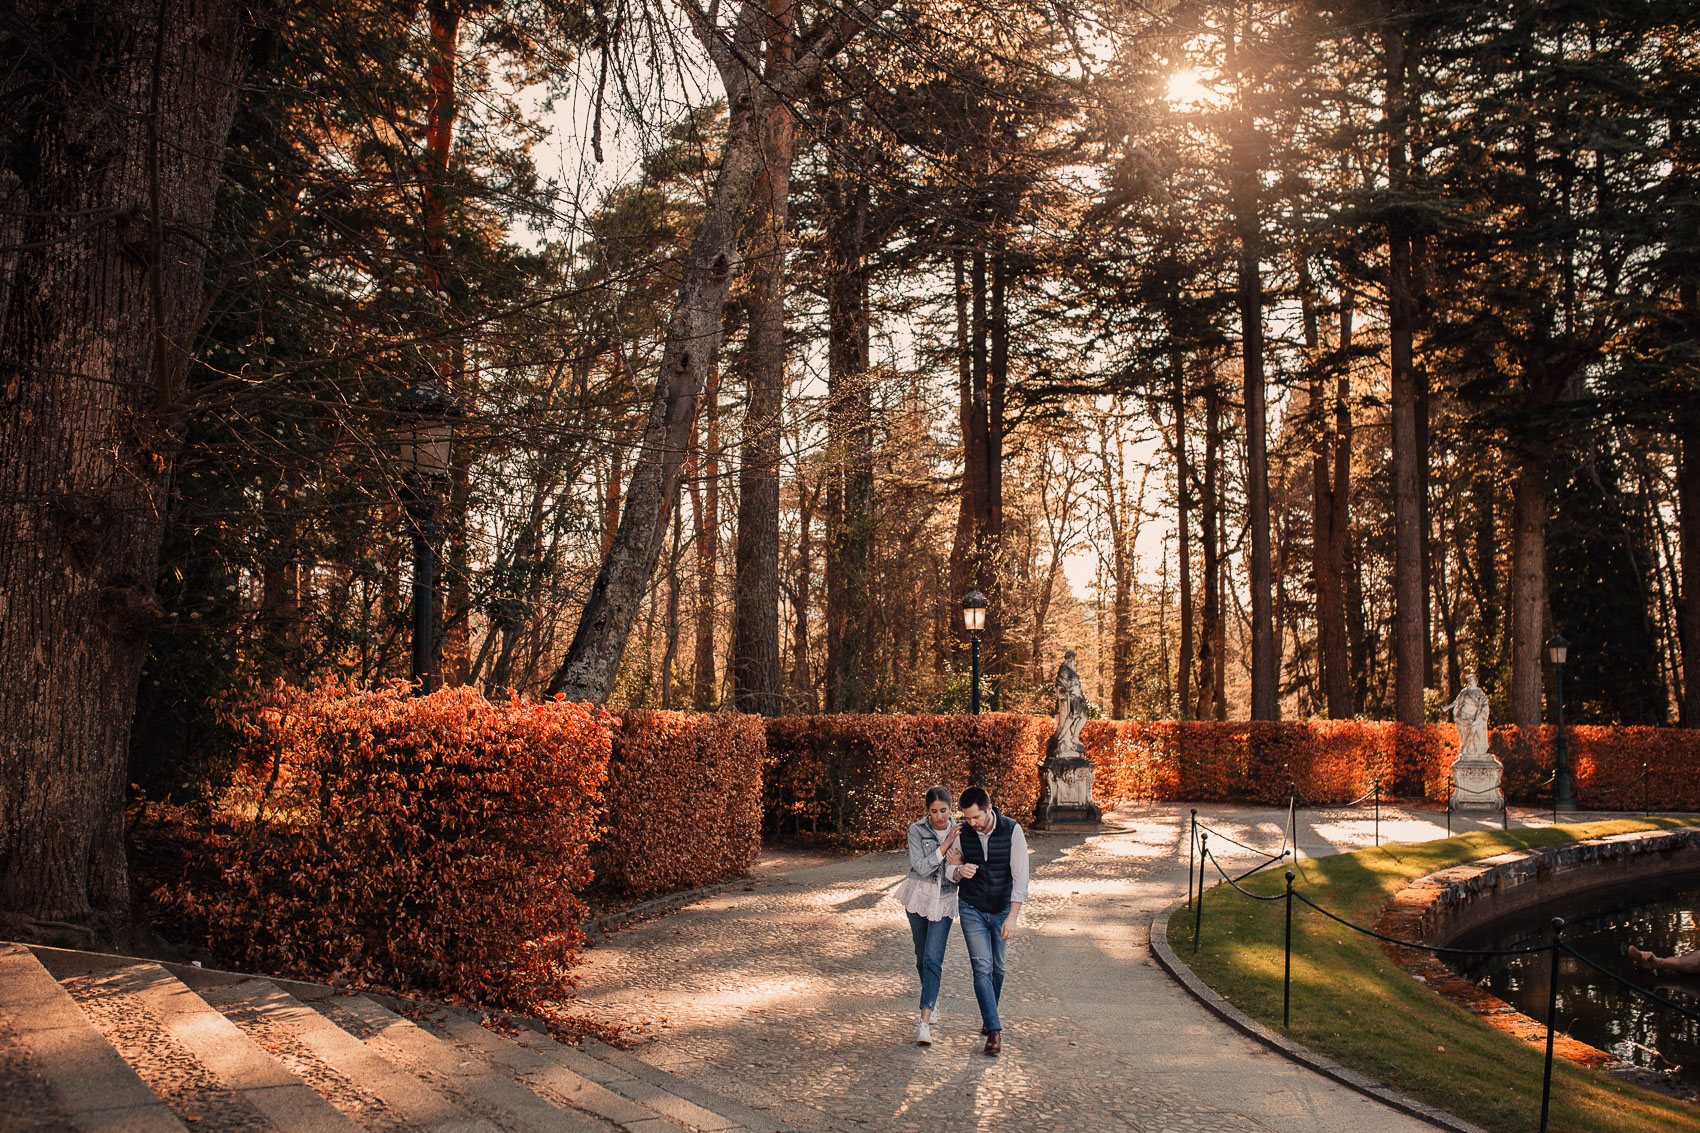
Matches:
[1450,890,1700,1093]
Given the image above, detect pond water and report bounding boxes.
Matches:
[1449,881,1700,1095]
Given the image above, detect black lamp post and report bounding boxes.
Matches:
[962,589,988,715]
[1548,634,1575,812]
[396,371,457,694]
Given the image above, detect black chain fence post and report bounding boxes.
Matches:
[1373,777,1380,846]
[1283,869,1295,1028]
[1193,838,1207,954]
[1187,809,1197,908]
[1539,916,1564,1133]
[1643,763,1650,816]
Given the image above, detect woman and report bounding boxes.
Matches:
[898,785,962,1045]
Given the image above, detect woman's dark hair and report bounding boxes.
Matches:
[924,785,952,808]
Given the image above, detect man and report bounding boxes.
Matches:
[946,785,1028,1055]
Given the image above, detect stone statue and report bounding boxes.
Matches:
[1053,650,1088,756]
[1036,650,1101,829]
[1445,674,1490,760]
[1445,673,1503,810]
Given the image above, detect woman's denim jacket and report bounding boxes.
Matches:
[906,817,960,893]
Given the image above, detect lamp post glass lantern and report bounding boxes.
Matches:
[962,589,988,715]
[1548,634,1575,812]
[397,373,458,694]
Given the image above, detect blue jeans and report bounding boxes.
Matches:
[907,913,952,1012]
[958,902,1008,1032]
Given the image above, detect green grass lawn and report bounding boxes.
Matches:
[1183,817,1700,1133]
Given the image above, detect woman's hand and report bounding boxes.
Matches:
[945,846,963,865]
[941,824,961,850]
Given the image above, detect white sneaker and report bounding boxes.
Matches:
[915,1021,932,1046]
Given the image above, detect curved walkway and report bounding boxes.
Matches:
[573,802,1544,1133]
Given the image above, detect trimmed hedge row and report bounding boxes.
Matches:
[147,681,615,1011]
[1082,720,1453,805]
[1085,720,1700,811]
[144,685,768,1012]
[142,689,1700,1014]
[764,713,1050,847]
[595,709,765,898]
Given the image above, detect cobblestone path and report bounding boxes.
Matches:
[573,803,1524,1133]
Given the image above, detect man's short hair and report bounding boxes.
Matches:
[959,785,991,812]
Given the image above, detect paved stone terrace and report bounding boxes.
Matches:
[573,803,1549,1133]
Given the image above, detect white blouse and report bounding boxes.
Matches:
[897,821,960,922]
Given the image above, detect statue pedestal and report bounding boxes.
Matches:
[1035,737,1102,830]
[1450,755,1505,810]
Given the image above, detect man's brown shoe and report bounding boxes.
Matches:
[984,1030,1002,1056]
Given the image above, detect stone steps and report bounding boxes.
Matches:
[1,943,770,1133]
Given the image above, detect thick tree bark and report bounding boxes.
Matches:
[690,365,721,709]
[1384,16,1426,724]
[1682,428,1700,727]
[1301,262,1354,719]
[730,0,795,717]
[1509,458,1548,725]
[823,129,872,713]
[1167,288,1193,719]
[422,0,471,686]
[787,479,816,710]
[1229,39,1276,721]
[1196,380,1221,721]
[1324,296,1355,717]
[0,0,250,932]
[660,503,682,708]
[984,244,1009,705]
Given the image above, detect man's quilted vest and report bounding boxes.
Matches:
[959,811,1015,913]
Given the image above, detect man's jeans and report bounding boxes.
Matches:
[958,902,1008,1032]
[906,913,952,1012]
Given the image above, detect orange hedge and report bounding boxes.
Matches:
[1492,725,1700,810]
[1082,720,1453,805]
[1083,720,1700,810]
[764,713,1050,847]
[147,681,614,1011]
[594,710,766,898]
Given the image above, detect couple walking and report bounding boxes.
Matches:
[898,785,1028,1055]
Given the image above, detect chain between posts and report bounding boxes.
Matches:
[1192,855,1694,1131]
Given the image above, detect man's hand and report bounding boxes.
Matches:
[1000,903,1022,940]
[957,862,978,879]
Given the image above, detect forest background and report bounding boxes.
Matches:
[4,0,1700,929]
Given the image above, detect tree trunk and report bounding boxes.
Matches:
[1169,299,1193,719]
[1679,426,1700,726]
[1230,42,1276,721]
[1311,282,1354,718]
[1384,16,1426,724]
[1509,457,1548,725]
[660,500,682,709]
[550,81,772,702]
[422,0,471,687]
[691,365,721,709]
[985,243,1008,706]
[788,479,816,711]
[0,0,250,933]
[823,129,872,713]
[1197,380,1221,721]
[1325,304,1355,717]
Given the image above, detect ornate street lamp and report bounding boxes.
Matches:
[962,589,988,715]
[1548,634,1575,812]
[396,370,458,693]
